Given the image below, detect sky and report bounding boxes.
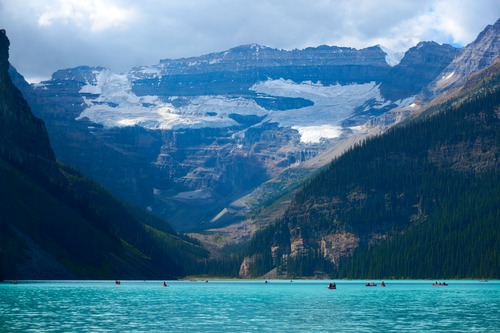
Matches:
[0,0,498,83]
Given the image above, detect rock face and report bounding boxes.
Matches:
[0,30,58,179]
[381,42,460,100]
[429,18,500,94]
[17,41,462,231]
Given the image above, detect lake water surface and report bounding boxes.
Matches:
[1,280,499,332]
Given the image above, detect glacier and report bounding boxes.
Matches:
[22,40,462,232]
[76,69,389,143]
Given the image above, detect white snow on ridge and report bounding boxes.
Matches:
[395,96,416,108]
[442,72,455,80]
[76,73,391,143]
[378,45,404,67]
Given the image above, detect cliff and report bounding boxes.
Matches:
[0,29,58,179]
[0,30,208,280]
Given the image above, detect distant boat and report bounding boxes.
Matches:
[365,282,377,287]
[381,281,386,287]
[328,283,336,290]
[432,282,448,286]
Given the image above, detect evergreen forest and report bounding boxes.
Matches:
[243,87,500,279]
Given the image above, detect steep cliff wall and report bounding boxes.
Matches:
[0,30,58,179]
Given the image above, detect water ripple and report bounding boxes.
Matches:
[1,280,499,332]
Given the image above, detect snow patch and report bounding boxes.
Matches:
[378,45,403,67]
[441,72,455,80]
[32,82,49,90]
[395,96,416,108]
[292,125,342,143]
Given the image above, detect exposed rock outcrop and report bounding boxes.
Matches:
[0,29,58,179]
[429,18,500,94]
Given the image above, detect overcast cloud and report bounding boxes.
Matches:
[0,0,498,83]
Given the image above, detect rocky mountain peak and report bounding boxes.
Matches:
[49,65,108,83]
[380,41,460,100]
[401,41,458,66]
[430,18,500,94]
[155,43,390,77]
[13,20,499,233]
[0,30,10,75]
[0,29,58,178]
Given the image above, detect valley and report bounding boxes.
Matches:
[4,18,499,279]
[18,42,457,232]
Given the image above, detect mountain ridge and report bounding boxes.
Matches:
[2,17,499,279]
[429,19,500,95]
[16,32,466,232]
[192,19,500,262]
[242,68,500,279]
[0,30,209,280]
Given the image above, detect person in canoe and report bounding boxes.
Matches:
[328,283,336,289]
[365,282,377,286]
[163,281,168,287]
[433,282,448,286]
[381,281,386,287]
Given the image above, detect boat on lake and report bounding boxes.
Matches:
[432,282,448,286]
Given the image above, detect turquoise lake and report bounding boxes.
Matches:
[1,280,499,332]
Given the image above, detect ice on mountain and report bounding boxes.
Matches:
[378,45,404,67]
[252,79,383,142]
[292,125,343,143]
[76,72,389,142]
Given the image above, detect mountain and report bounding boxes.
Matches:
[243,81,500,279]
[17,37,460,233]
[429,19,500,95]
[0,30,58,181]
[0,30,208,280]
[5,18,499,279]
[381,42,459,100]
[240,24,500,279]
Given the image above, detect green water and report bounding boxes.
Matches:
[1,280,498,332]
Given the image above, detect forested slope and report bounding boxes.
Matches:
[0,29,209,280]
[243,82,500,279]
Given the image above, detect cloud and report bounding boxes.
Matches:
[37,0,135,32]
[0,0,498,83]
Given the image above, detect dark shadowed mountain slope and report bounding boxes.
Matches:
[0,30,58,181]
[0,30,208,280]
